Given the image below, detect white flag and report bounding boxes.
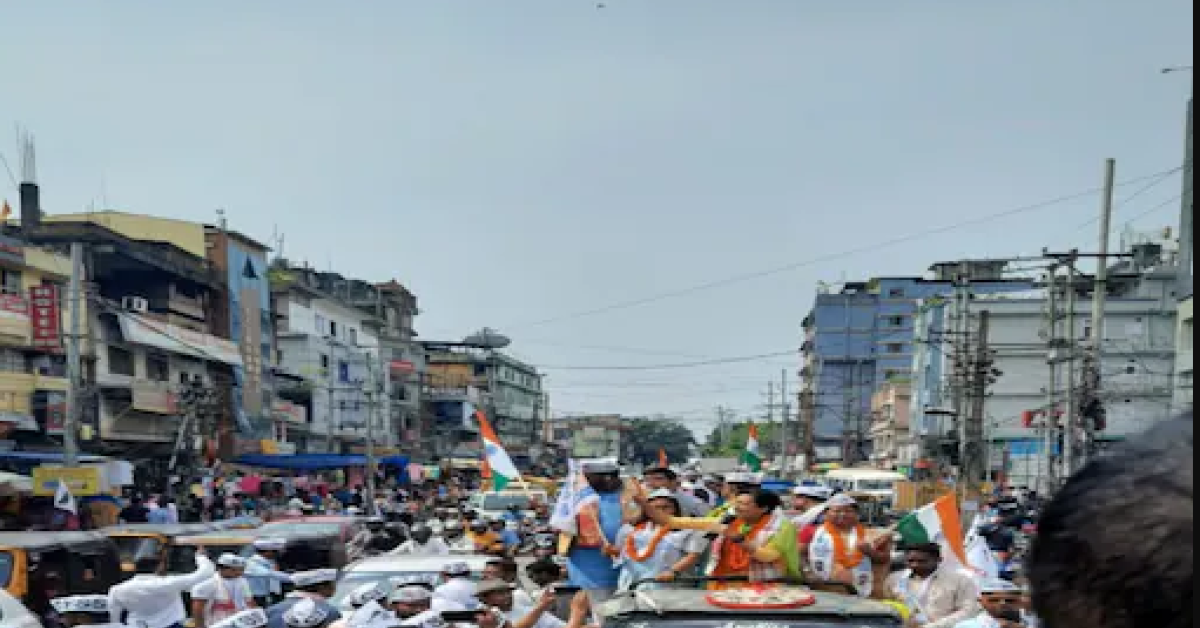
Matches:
[964,534,1000,584]
[54,479,77,514]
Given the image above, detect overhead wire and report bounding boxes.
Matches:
[502,166,1185,330]
[536,349,796,371]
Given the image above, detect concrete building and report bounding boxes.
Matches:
[545,414,627,459]
[0,230,75,444]
[269,261,387,454]
[1176,295,1193,411]
[421,344,543,466]
[867,381,913,469]
[910,237,1182,490]
[799,261,1032,464]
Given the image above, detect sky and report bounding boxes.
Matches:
[0,1,1192,439]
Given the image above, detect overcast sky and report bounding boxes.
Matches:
[0,1,1192,437]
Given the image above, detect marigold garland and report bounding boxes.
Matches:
[719,516,770,572]
[624,523,670,562]
[822,521,867,569]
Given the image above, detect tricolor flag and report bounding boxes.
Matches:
[896,494,973,574]
[54,479,77,515]
[475,410,521,492]
[741,423,762,472]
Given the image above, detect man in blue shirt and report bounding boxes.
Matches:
[265,570,340,628]
[558,459,625,604]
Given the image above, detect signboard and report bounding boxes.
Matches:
[41,391,66,435]
[0,294,27,317]
[32,465,103,496]
[0,235,24,266]
[132,381,178,415]
[270,399,307,424]
[29,285,61,350]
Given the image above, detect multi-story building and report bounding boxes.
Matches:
[422,343,543,466]
[799,261,1032,464]
[0,228,74,445]
[910,237,1182,490]
[867,381,912,469]
[24,205,242,483]
[1175,295,1192,411]
[545,414,627,459]
[268,261,386,454]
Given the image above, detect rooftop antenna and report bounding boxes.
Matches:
[270,225,286,260]
[17,127,36,184]
[216,207,228,231]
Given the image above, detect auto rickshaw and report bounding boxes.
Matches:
[214,515,264,530]
[101,522,218,574]
[847,492,891,527]
[254,521,350,570]
[0,532,126,621]
[166,530,261,575]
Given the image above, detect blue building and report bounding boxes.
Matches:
[800,260,1032,464]
[205,226,277,446]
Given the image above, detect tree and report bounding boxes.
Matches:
[624,417,695,466]
[703,421,780,458]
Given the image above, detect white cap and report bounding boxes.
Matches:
[724,472,761,485]
[443,561,472,577]
[979,579,1022,594]
[253,537,287,552]
[347,581,390,607]
[645,488,677,501]
[50,595,108,614]
[580,459,619,474]
[291,569,338,588]
[389,573,437,588]
[347,601,395,628]
[283,598,330,628]
[793,485,833,500]
[388,585,432,604]
[217,553,248,568]
[211,609,269,628]
[827,493,858,508]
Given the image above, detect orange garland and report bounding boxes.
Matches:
[717,516,771,573]
[822,521,867,569]
[624,523,671,562]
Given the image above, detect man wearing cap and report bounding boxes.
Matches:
[108,548,215,628]
[191,554,257,628]
[554,459,626,603]
[642,467,708,518]
[433,561,478,611]
[952,580,1027,628]
[247,538,292,607]
[706,472,761,519]
[266,570,341,628]
[282,598,336,628]
[387,586,437,627]
[474,580,587,628]
[805,493,892,599]
[388,524,450,556]
[791,485,831,545]
[210,609,269,628]
[51,594,121,628]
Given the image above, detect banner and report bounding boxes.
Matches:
[32,465,103,496]
[29,285,61,350]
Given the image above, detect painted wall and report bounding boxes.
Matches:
[43,211,207,258]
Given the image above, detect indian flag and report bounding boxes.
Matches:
[476,410,521,492]
[741,423,762,472]
[895,494,969,568]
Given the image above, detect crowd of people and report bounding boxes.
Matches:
[30,411,1191,628]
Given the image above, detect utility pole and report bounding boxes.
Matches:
[962,309,990,501]
[364,353,378,507]
[1043,265,1061,494]
[1081,159,1116,468]
[765,381,775,460]
[1062,257,1079,479]
[779,368,790,475]
[63,242,85,467]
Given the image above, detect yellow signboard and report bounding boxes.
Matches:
[32,465,104,496]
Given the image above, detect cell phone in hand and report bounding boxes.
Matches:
[996,609,1023,623]
[552,584,582,595]
[439,610,483,622]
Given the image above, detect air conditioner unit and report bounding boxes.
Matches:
[121,296,149,313]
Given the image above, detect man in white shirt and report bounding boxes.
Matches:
[886,543,979,628]
[473,580,565,628]
[191,554,256,628]
[482,560,534,608]
[108,551,215,628]
[432,562,478,611]
[387,525,450,556]
[641,467,708,517]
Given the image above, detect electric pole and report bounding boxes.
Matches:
[1062,256,1079,479]
[1082,158,1116,468]
[962,309,991,500]
[764,381,775,460]
[63,242,84,467]
[779,368,790,475]
[1043,265,1062,494]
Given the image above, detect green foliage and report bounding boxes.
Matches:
[703,421,781,457]
[624,417,695,465]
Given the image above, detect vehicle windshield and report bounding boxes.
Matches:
[481,495,532,511]
[603,617,900,628]
[0,551,13,589]
[857,480,895,491]
[111,537,163,563]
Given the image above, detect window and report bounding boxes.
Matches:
[315,314,327,334]
[320,353,330,370]
[242,258,259,280]
[887,288,906,298]
[885,343,905,354]
[887,315,905,327]
[329,320,338,338]
[0,269,20,295]
[107,346,135,376]
[146,354,170,381]
[349,328,358,346]
[0,350,23,373]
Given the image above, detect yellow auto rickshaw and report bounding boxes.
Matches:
[0,532,126,615]
[102,522,218,574]
[167,530,260,575]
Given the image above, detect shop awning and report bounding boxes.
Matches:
[234,453,409,470]
[117,312,243,366]
[0,451,109,463]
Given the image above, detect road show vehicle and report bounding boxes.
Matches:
[331,554,500,611]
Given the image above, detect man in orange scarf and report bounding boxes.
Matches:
[803,493,892,598]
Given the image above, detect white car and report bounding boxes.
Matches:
[466,491,548,522]
[0,589,42,628]
[331,554,496,611]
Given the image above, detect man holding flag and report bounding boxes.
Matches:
[551,459,626,604]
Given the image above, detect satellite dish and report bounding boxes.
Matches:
[463,327,511,349]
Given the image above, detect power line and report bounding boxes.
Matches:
[1071,165,1185,231]
[537,349,796,371]
[503,167,1185,330]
